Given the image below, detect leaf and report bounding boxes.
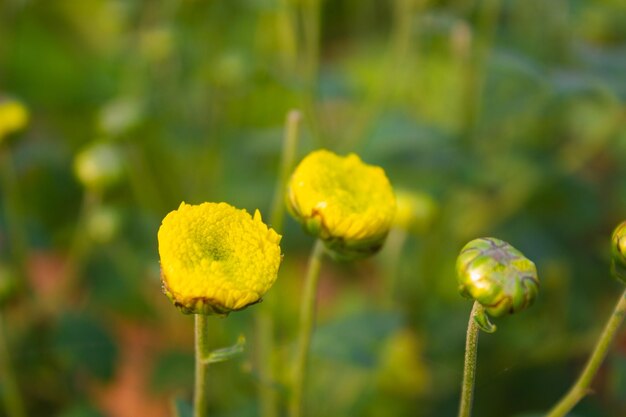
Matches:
[202,334,246,365]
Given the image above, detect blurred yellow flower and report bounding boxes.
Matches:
[287,149,396,260]
[393,189,438,233]
[158,202,282,315]
[0,99,29,141]
[377,329,431,399]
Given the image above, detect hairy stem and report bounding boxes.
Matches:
[194,314,211,417]
[256,109,302,417]
[545,288,626,417]
[289,239,325,417]
[459,301,483,417]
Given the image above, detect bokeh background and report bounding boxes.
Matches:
[1,0,626,416]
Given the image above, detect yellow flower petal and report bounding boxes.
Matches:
[287,149,396,259]
[158,202,282,315]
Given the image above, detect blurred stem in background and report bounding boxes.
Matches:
[194,314,211,417]
[0,147,28,284]
[0,313,26,417]
[382,229,408,308]
[256,109,302,417]
[546,288,626,417]
[0,144,29,417]
[55,190,102,309]
[289,239,324,417]
[344,0,424,151]
[461,0,501,143]
[458,301,483,417]
[269,110,302,232]
[296,0,322,145]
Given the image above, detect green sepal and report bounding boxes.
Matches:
[322,231,388,261]
[474,308,497,333]
[161,270,261,316]
[611,260,626,285]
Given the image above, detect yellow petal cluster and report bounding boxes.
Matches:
[0,99,29,141]
[287,149,396,259]
[158,202,282,315]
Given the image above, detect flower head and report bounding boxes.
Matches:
[0,98,29,141]
[457,237,539,330]
[287,149,396,260]
[158,202,282,315]
[611,221,626,284]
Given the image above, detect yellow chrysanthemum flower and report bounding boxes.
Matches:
[287,149,396,259]
[0,99,29,141]
[158,202,282,315]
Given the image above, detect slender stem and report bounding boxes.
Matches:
[256,311,277,417]
[382,229,408,308]
[289,239,325,417]
[461,0,501,142]
[194,314,211,417]
[299,0,323,145]
[256,109,301,417]
[545,288,626,417]
[54,189,101,308]
[0,147,28,282]
[0,312,26,417]
[270,109,302,231]
[459,301,483,417]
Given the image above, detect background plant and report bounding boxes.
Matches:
[0,1,625,417]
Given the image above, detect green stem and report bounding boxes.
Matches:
[256,109,301,417]
[256,311,277,417]
[343,0,420,151]
[270,109,302,231]
[0,312,26,417]
[382,229,408,308]
[289,239,325,417]
[461,0,501,141]
[194,314,211,417]
[300,0,322,145]
[56,189,101,308]
[0,147,28,283]
[545,288,626,417]
[458,301,483,417]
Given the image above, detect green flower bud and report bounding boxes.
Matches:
[73,142,124,190]
[611,221,626,284]
[456,237,539,332]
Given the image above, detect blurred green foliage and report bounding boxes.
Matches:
[0,0,625,416]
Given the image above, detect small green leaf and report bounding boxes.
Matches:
[474,309,497,334]
[202,335,246,365]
